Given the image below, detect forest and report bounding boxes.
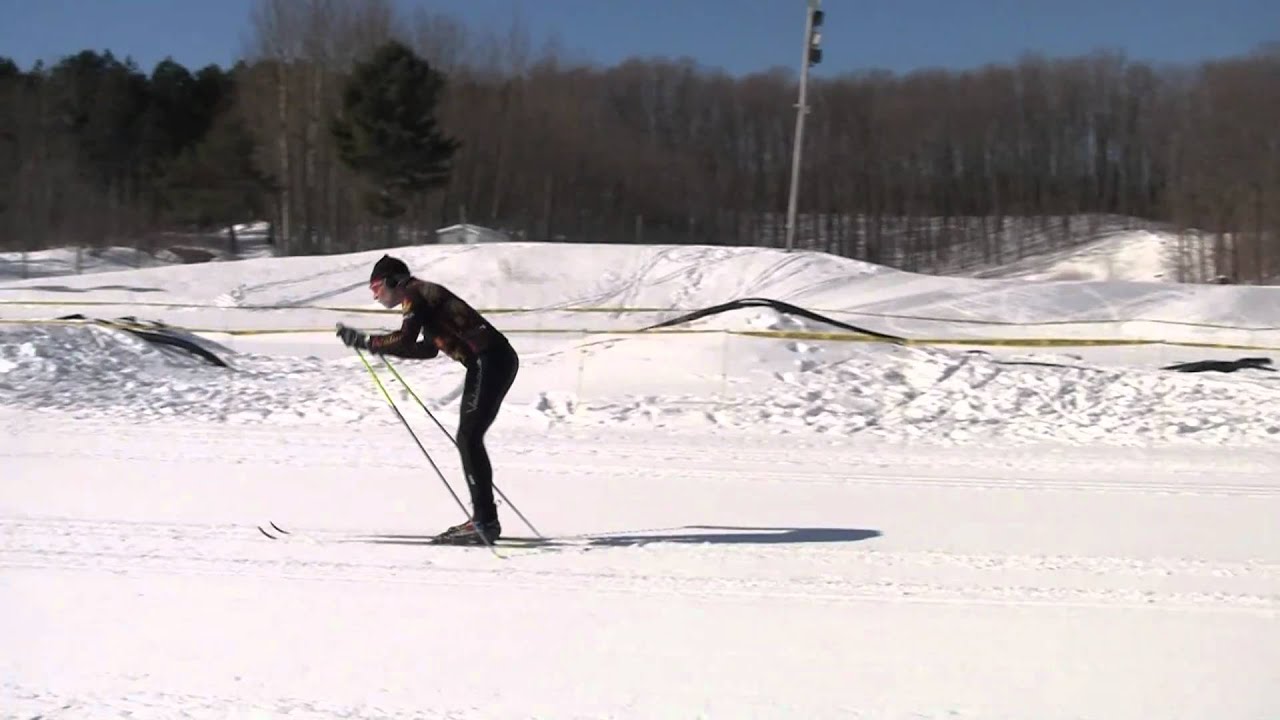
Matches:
[1,0,1276,281]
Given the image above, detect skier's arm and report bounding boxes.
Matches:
[367,312,438,359]
[399,338,441,359]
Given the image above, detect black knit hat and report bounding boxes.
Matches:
[370,254,410,286]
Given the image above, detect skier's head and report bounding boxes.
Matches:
[369,254,411,308]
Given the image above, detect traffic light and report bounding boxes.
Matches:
[808,8,824,66]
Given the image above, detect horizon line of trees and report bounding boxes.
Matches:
[0,0,1276,282]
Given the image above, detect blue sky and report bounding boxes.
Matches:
[1,0,1276,76]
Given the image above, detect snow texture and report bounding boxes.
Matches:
[2,238,1278,719]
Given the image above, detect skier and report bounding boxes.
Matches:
[336,254,519,545]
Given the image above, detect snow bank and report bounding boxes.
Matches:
[0,325,370,424]
[3,320,1278,447]
[4,239,1280,447]
[965,228,1218,283]
[0,224,276,281]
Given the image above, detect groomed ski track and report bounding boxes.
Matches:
[3,416,1278,719]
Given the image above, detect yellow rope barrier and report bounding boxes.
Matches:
[6,317,1279,352]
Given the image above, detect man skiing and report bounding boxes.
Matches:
[336,254,519,545]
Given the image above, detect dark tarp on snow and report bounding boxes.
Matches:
[57,314,231,368]
[639,297,906,343]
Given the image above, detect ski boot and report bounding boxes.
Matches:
[433,517,502,545]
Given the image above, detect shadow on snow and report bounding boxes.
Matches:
[359,525,882,549]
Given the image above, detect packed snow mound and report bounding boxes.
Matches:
[0,224,276,281]
[0,246,178,280]
[534,335,1280,446]
[3,241,1277,332]
[4,323,1279,446]
[964,229,1208,283]
[0,325,373,424]
[0,242,891,313]
[5,240,1280,447]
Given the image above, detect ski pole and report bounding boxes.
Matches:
[380,356,544,539]
[354,348,502,557]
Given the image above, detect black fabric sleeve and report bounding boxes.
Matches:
[367,311,437,358]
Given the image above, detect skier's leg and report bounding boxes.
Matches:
[456,345,519,526]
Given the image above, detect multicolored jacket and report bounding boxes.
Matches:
[368,279,508,364]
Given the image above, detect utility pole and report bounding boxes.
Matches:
[784,0,824,252]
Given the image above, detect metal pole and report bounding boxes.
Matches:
[378,355,544,539]
[785,0,819,252]
[354,348,503,557]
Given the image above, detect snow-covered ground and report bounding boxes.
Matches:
[2,242,1278,718]
[772,212,1228,283]
[0,222,274,281]
[965,228,1219,283]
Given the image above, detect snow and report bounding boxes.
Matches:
[2,239,1278,719]
[961,229,1199,283]
[0,223,275,281]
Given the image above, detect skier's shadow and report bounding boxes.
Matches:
[363,525,881,549]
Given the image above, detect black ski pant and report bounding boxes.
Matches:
[458,341,519,524]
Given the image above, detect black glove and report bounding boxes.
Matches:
[335,323,369,349]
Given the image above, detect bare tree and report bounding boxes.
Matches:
[3,3,1277,283]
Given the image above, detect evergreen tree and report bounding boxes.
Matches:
[0,58,19,220]
[331,41,460,220]
[143,59,199,160]
[48,51,149,188]
[161,110,270,252]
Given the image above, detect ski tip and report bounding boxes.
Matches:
[270,521,290,535]
[257,525,277,539]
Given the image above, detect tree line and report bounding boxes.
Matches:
[1,0,1276,281]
